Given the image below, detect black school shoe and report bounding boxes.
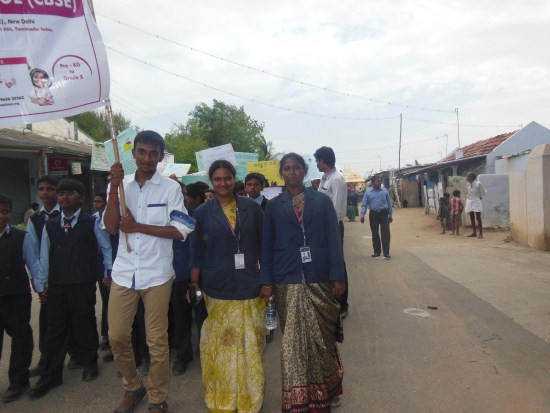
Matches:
[172,358,191,376]
[28,376,62,399]
[82,362,99,382]
[2,382,30,403]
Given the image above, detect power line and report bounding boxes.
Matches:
[336,136,439,154]
[112,80,170,115]
[99,18,521,129]
[109,91,173,131]
[99,14,455,114]
[111,82,175,128]
[402,115,519,129]
[106,46,399,122]
[341,151,441,165]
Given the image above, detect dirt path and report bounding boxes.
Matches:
[376,207,550,344]
[3,206,550,412]
[340,207,550,413]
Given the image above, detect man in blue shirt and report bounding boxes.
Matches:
[360,176,393,259]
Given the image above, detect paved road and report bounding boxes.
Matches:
[2,207,550,412]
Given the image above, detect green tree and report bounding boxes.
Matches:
[66,109,132,142]
[256,137,283,161]
[168,100,279,164]
[165,119,209,172]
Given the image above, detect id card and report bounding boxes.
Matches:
[300,246,312,263]
[234,253,245,269]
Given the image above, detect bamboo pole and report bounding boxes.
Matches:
[89,1,130,251]
[105,101,132,252]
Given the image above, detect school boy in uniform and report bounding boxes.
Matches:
[28,179,112,398]
[244,172,269,211]
[27,175,60,377]
[0,194,39,403]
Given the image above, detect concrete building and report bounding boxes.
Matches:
[0,119,101,225]
[398,121,550,229]
[488,121,550,174]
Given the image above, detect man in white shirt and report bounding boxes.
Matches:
[104,131,195,413]
[465,172,486,239]
[314,146,349,318]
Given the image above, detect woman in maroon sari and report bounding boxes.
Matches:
[261,153,345,412]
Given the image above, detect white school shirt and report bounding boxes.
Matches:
[318,168,347,221]
[26,204,61,262]
[107,171,192,290]
[35,209,112,293]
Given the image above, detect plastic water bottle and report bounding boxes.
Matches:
[265,297,278,330]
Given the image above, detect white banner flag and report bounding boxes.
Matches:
[0,0,110,128]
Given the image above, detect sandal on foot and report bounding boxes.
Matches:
[148,401,169,413]
[113,387,146,413]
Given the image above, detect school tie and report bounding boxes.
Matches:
[63,217,73,235]
[43,209,60,223]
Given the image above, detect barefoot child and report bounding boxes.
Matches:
[438,193,450,234]
[450,190,464,235]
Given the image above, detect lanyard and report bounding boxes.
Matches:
[293,206,307,246]
[223,207,241,253]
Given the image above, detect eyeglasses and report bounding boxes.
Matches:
[57,190,79,197]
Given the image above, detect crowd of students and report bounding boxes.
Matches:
[0,130,348,413]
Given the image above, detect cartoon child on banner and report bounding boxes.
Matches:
[29,68,54,106]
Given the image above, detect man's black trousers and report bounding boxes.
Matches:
[369,210,391,257]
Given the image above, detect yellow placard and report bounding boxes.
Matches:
[247,161,284,186]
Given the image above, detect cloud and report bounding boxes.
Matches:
[94,0,550,174]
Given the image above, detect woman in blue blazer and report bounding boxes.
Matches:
[189,160,265,413]
[260,153,345,412]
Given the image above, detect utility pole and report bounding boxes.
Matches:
[398,114,402,173]
[455,108,461,148]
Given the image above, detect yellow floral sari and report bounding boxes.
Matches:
[200,199,266,413]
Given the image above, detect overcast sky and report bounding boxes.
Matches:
[93,0,550,175]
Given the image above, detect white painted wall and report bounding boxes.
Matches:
[11,118,94,145]
[495,155,528,174]
[477,174,510,229]
[487,121,550,174]
[510,144,550,251]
